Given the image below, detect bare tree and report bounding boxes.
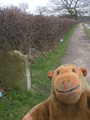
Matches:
[19,2,29,12]
[34,6,49,15]
[49,0,90,20]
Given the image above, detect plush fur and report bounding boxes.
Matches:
[22,64,90,120]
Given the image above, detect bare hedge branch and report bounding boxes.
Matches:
[0,5,77,58]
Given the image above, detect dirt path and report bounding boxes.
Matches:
[62,23,90,85]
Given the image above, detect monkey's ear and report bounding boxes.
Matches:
[48,70,54,80]
[80,68,87,77]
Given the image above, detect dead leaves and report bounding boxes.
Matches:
[9,114,13,118]
[0,87,11,100]
[0,87,11,93]
[0,88,4,93]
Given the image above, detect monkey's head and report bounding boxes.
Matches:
[48,64,87,104]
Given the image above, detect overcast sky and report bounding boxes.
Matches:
[0,0,49,13]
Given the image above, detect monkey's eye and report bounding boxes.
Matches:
[72,69,75,73]
[57,71,60,75]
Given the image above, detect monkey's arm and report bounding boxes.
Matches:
[22,99,49,120]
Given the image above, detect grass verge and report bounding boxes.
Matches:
[83,24,90,39]
[0,24,78,120]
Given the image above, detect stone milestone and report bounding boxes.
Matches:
[0,50,31,91]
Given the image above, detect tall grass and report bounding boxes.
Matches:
[83,24,90,39]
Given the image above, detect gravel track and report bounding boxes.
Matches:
[62,23,90,84]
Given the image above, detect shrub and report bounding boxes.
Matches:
[0,5,77,58]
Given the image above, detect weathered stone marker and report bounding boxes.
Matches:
[0,50,31,91]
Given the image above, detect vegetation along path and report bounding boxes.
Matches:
[62,23,90,85]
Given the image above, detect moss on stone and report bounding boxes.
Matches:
[0,50,31,91]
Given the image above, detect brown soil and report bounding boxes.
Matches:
[62,23,90,85]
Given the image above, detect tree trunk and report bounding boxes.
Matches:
[75,14,77,20]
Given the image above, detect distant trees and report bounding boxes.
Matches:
[19,2,29,12]
[49,0,90,20]
[34,6,49,15]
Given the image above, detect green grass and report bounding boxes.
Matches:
[0,24,78,120]
[83,23,90,39]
